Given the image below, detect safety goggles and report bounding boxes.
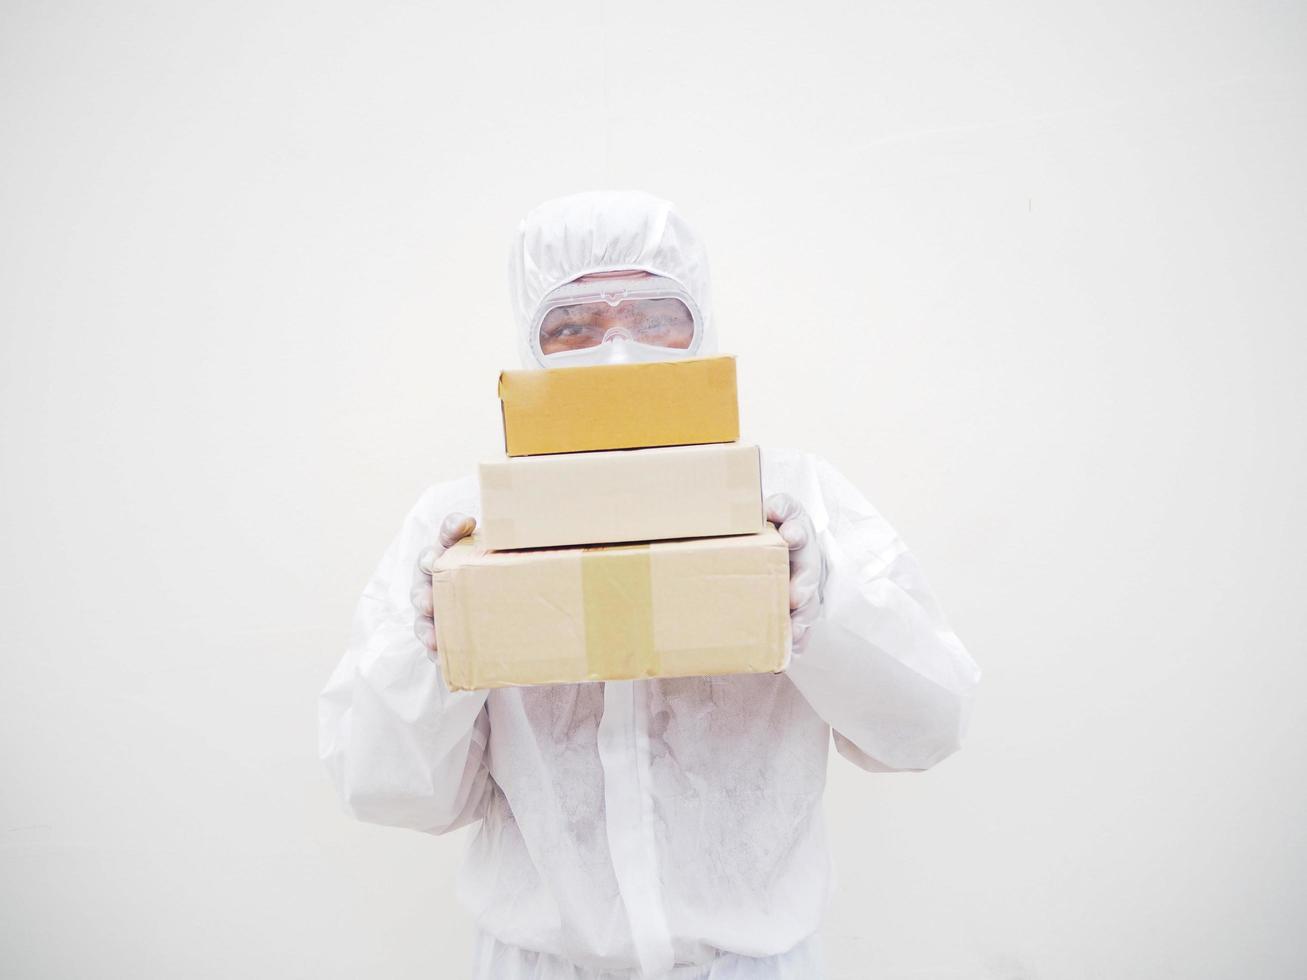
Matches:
[529,273,705,368]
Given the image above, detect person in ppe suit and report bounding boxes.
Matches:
[319,191,981,979]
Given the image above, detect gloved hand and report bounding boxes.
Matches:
[764,494,826,655]
[411,512,477,661]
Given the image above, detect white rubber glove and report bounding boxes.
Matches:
[411,512,477,661]
[764,493,827,655]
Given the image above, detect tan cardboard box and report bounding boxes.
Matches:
[432,527,791,690]
[498,356,739,456]
[478,443,764,551]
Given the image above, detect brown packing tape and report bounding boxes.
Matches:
[477,459,518,550]
[430,566,472,690]
[736,442,764,529]
[731,502,765,531]
[730,443,764,531]
[478,461,513,491]
[478,518,515,549]
[581,544,658,680]
[728,444,760,486]
[496,376,511,455]
[648,527,790,673]
[656,642,787,677]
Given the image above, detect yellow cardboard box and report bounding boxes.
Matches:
[432,527,791,690]
[478,443,763,551]
[498,356,739,456]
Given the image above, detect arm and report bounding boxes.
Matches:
[318,492,492,834]
[781,457,981,773]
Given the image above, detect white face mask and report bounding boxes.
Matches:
[541,333,699,367]
[528,272,705,369]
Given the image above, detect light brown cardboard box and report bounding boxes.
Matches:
[498,356,739,456]
[478,443,764,551]
[432,527,791,690]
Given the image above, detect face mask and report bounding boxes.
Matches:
[528,273,705,369]
[541,333,699,367]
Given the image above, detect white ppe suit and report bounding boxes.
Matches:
[319,192,981,979]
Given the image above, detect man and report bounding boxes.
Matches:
[319,191,980,979]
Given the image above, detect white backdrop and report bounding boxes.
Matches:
[3,2,1305,977]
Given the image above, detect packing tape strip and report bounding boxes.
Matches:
[581,544,658,680]
[655,641,789,677]
[730,445,763,531]
[478,463,513,491]
[478,518,516,550]
[732,501,765,531]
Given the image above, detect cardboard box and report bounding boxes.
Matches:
[478,443,764,551]
[432,527,791,690]
[498,356,739,456]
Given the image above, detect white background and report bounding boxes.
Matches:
[3,1,1305,977]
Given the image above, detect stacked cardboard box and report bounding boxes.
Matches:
[432,356,791,690]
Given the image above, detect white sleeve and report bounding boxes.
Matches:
[318,490,492,834]
[784,457,981,773]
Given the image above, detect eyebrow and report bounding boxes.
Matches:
[548,303,602,319]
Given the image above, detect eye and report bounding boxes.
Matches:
[636,319,671,337]
[543,321,587,340]
[539,316,607,354]
[632,311,696,348]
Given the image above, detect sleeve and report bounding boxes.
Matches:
[783,457,981,773]
[318,489,493,834]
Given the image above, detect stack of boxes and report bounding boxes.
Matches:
[431,356,791,691]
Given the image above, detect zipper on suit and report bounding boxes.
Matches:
[597,679,674,976]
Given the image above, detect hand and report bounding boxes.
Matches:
[412,512,477,659]
[764,494,826,655]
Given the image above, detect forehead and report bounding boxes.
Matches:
[545,302,607,320]
[572,269,653,283]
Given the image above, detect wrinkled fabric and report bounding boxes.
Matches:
[319,447,981,978]
[472,928,825,979]
[508,191,715,368]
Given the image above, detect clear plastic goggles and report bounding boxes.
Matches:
[529,272,705,368]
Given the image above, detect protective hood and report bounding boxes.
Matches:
[508,190,715,369]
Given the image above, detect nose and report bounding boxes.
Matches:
[601,325,633,344]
